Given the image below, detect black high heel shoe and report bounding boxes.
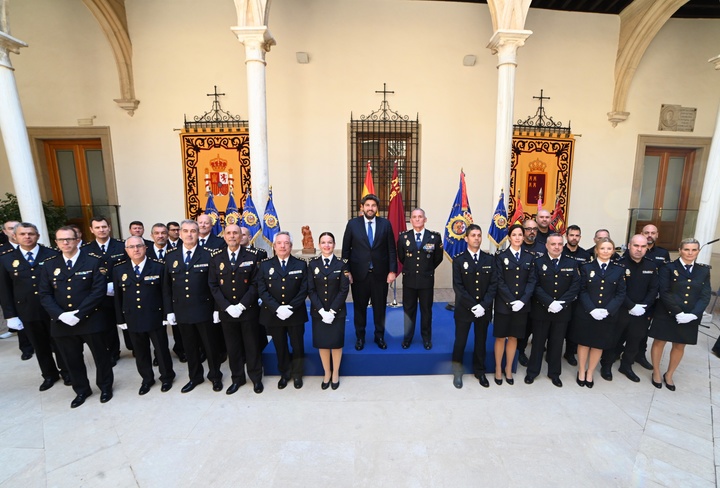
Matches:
[321,380,330,390]
[576,372,585,387]
[331,380,340,390]
[494,376,503,386]
[585,376,594,388]
[663,373,675,391]
[651,375,662,389]
[504,372,514,386]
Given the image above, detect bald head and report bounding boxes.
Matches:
[627,234,648,262]
[536,210,551,232]
[224,223,242,251]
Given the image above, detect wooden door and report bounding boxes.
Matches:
[635,147,695,249]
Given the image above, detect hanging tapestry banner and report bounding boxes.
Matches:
[180,129,251,222]
[509,132,575,222]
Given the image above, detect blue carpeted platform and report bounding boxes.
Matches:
[261,302,518,376]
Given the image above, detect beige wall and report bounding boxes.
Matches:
[0,0,718,288]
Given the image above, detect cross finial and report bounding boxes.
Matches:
[533,89,550,111]
[375,83,394,103]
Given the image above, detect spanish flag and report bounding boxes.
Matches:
[361,161,375,198]
[509,193,524,226]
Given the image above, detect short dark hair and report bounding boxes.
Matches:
[509,223,524,235]
[129,220,144,228]
[318,231,335,244]
[466,223,482,235]
[56,225,78,238]
[90,216,109,225]
[567,224,581,234]
[167,221,180,228]
[360,194,380,206]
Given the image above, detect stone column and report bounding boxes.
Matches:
[696,55,720,265]
[487,29,532,229]
[0,30,49,245]
[231,27,275,221]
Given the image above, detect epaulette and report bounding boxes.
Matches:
[697,263,711,269]
[0,248,12,256]
[87,252,103,259]
[246,247,258,254]
[114,258,129,267]
[210,248,223,257]
[342,258,348,263]
[149,257,162,264]
[166,246,179,254]
[80,242,91,248]
[429,230,441,236]
[45,254,59,261]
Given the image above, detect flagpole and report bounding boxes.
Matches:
[388,281,401,308]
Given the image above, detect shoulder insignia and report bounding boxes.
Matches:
[44,254,59,261]
[115,258,128,266]
[210,248,222,257]
[697,263,711,269]
[166,247,179,254]
[149,257,162,264]
[246,247,258,254]
[80,242,92,248]
[87,253,102,260]
[342,258,348,263]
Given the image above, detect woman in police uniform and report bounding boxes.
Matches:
[308,232,350,390]
[649,238,711,391]
[569,238,626,388]
[493,224,536,385]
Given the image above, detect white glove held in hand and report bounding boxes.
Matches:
[319,309,335,324]
[226,305,241,319]
[6,317,23,330]
[629,304,647,316]
[470,304,485,318]
[166,313,177,326]
[106,283,114,296]
[213,311,220,324]
[590,308,608,321]
[118,323,128,330]
[276,305,293,320]
[59,311,80,326]
[510,300,524,313]
[548,301,565,314]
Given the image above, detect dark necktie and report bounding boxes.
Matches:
[185,250,192,268]
[473,253,478,264]
[367,221,374,247]
[100,244,106,253]
[601,263,607,276]
[134,265,140,278]
[26,251,34,265]
[324,258,330,267]
[230,252,237,268]
[66,259,72,270]
[552,258,559,271]
[200,238,206,247]
[416,232,422,250]
[515,251,520,261]
[685,264,692,274]
[158,249,164,260]
[281,259,287,272]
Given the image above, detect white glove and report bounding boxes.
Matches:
[162,320,169,326]
[319,309,334,324]
[686,313,698,322]
[470,304,485,318]
[166,313,177,326]
[590,308,608,321]
[213,311,220,324]
[548,301,565,314]
[629,304,647,316]
[234,303,246,317]
[118,323,128,330]
[276,305,293,320]
[6,317,23,331]
[226,305,241,319]
[59,311,80,326]
[106,283,114,296]
[676,312,698,324]
[510,300,525,312]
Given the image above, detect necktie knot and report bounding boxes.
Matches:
[158,249,164,259]
[324,258,330,267]
[185,250,192,267]
[685,264,692,273]
[200,238,206,247]
[552,258,559,269]
[66,259,72,270]
[281,259,287,272]
[230,252,237,267]
[26,251,34,264]
[473,253,478,263]
[134,265,140,277]
[515,251,520,261]
[100,244,106,253]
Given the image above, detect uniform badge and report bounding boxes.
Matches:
[406,240,411,247]
[504,258,509,266]
[269,268,274,275]
[12,260,19,268]
[674,269,679,276]
[173,260,179,268]
[122,274,127,282]
[99,266,107,275]
[626,269,631,276]
[463,262,468,269]
[54,268,61,276]
[590,270,595,278]
[542,264,547,271]
[220,262,225,271]
[220,279,224,285]
[314,267,320,275]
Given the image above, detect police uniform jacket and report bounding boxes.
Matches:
[654,259,711,326]
[113,258,165,333]
[147,245,170,262]
[522,240,546,257]
[39,253,108,336]
[616,254,659,314]
[452,250,497,322]
[163,246,215,323]
[83,238,125,305]
[531,254,580,322]
[208,246,261,323]
[563,245,592,265]
[397,229,443,289]
[645,245,671,266]
[0,246,59,321]
[576,260,626,319]
[257,255,309,327]
[494,248,537,315]
[307,256,350,320]
[199,233,226,251]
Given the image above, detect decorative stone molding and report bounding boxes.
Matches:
[710,54,720,70]
[0,30,27,70]
[487,29,532,66]
[234,0,272,28]
[81,0,139,116]
[608,0,687,126]
[487,0,531,32]
[231,26,276,63]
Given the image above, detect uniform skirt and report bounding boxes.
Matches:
[649,315,699,345]
[312,315,345,349]
[492,312,528,339]
[568,312,616,349]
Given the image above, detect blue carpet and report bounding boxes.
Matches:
[261,302,519,376]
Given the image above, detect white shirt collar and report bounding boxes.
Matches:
[63,249,81,267]
[132,257,147,274]
[20,244,40,259]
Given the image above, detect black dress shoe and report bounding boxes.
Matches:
[453,375,463,389]
[651,376,662,389]
[564,353,578,367]
[100,390,113,403]
[494,376,502,386]
[21,352,33,361]
[253,381,264,394]
[138,382,154,395]
[401,341,410,349]
[226,382,242,395]
[177,353,187,363]
[600,368,613,381]
[293,378,303,389]
[212,380,223,392]
[153,357,159,367]
[576,373,585,387]
[550,376,563,388]
[374,338,387,350]
[355,339,364,351]
[181,380,203,393]
[321,381,330,390]
[518,352,529,367]
[423,341,432,350]
[160,382,173,392]
[713,349,720,359]
[505,375,514,386]
[477,374,490,388]
[331,381,340,390]
[70,392,91,408]
[635,356,653,370]
[618,366,641,383]
[39,377,57,391]
[663,373,675,391]
[524,375,535,385]
[62,374,72,386]
[585,378,594,389]
[278,376,289,389]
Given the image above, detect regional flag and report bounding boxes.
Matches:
[262,187,281,245]
[509,193,524,226]
[443,170,474,260]
[488,190,508,247]
[361,161,375,198]
[549,196,566,235]
[240,190,262,245]
[224,191,241,227]
[204,193,223,236]
[387,162,407,273]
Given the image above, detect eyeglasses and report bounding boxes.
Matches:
[125,245,146,250]
[523,228,538,232]
[56,238,78,243]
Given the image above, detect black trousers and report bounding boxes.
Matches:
[100,306,132,356]
[222,318,265,384]
[452,318,489,376]
[403,286,434,343]
[601,312,650,370]
[55,332,113,396]
[178,321,223,383]
[527,318,569,379]
[17,328,34,356]
[129,328,175,384]
[351,270,389,341]
[516,317,534,353]
[170,323,185,356]
[267,324,305,379]
[23,319,67,380]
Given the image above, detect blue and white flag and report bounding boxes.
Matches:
[488,190,508,247]
[240,190,263,245]
[262,187,281,245]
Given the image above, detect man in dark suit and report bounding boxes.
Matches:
[341,194,397,350]
[113,236,175,394]
[164,219,224,393]
[39,226,112,408]
[525,234,580,387]
[535,210,552,246]
[451,224,497,389]
[209,224,266,394]
[257,231,308,389]
[166,221,182,250]
[83,216,130,363]
[516,219,544,365]
[0,222,69,390]
[128,221,154,249]
[398,208,443,350]
[197,214,226,250]
[240,226,268,260]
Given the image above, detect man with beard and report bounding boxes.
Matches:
[535,209,552,246]
[641,224,671,266]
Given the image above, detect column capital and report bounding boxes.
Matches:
[487,29,532,66]
[231,26,276,64]
[0,31,27,70]
[710,54,720,70]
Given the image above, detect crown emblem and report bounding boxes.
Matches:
[528,159,546,172]
[210,154,228,171]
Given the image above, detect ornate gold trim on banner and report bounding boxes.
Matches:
[180,128,251,219]
[509,132,575,221]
